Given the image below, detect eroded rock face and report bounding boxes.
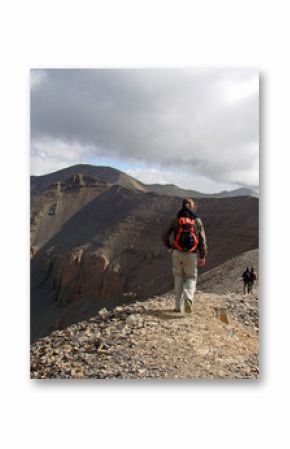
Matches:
[43,249,125,305]
[31,246,130,340]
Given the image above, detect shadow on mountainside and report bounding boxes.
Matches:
[32,185,143,254]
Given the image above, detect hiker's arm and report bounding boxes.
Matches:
[162,221,174,249]
[197,218,207,259]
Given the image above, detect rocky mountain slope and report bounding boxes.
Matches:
[31,250,259,379]
[198,248,259,294]
[31,164,147,194]
[31,164,259,342]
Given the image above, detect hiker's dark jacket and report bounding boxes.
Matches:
[162,211,207,259]
[242,270,254,283]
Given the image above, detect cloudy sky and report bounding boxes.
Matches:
[31,68,259,193]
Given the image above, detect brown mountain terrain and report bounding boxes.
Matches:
[31,249,259,379]
[198,248,259,294]
[31,165,259,342]
[31,164,147,194]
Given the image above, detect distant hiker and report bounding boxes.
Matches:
[242,267,255,294]
[162,198,207,314]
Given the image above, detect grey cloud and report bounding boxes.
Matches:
[31,68,259,187]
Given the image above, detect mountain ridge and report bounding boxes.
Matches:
[31,163,258,198]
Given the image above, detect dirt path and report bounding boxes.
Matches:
[31,289,259,379]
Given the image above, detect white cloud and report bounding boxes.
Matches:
[30,68,259,189]
[125,167,242,194]
[223,76,259,105]
[31,138,95,175]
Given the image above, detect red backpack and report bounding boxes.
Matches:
[173,217,199,252]
[251,271,257,281]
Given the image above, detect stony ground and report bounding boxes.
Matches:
[30,286,259,380]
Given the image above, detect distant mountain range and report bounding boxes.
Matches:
[30,164,259,341]
[31,164,258,198]
[145,183,258,199]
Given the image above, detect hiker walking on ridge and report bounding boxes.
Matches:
[162,198,207,314]
[242,266,257,294]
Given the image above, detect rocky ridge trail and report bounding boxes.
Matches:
[31,286,259,379]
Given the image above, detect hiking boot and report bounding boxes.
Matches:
[174,305,182,312]
[184,299,192,314]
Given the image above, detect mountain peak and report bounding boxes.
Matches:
[31,164,147,194]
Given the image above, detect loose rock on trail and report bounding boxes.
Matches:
[31,287,259,379]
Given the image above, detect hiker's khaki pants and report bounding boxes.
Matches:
[172,250,198,309]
